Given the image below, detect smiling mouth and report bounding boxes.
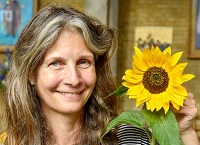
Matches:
[57,91,81,96]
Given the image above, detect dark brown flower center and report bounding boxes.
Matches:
[142,66,169,94]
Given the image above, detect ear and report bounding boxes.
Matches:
[28,71,35,85]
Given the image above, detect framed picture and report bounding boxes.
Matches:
[189,0,200,58]
[0,0,38,52]
[134,26,173,51]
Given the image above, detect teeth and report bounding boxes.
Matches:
[58,91,80,96]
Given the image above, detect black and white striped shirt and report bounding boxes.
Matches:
[117,124,153,145]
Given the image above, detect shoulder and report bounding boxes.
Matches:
[116,124,151,145]
[0,132,6,144]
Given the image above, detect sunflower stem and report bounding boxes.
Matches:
[150,134,156,145]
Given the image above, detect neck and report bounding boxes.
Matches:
[45,111,83,145]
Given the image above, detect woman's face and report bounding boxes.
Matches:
[31,30,96,115]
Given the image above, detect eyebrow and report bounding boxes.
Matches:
[44,54,94,63]
[78,54,94,60]
[45,56,66,62]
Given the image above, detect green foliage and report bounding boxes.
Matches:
[107,85,128,97]
[142,106,181,145]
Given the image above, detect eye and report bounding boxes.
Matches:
[48,61,64,70]
[77,59,92,69]
[50,61,59,66]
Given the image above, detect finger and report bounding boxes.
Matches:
[183,98,196,106]
[175,107,197,118]
[172,97,197,115]
[187,92,194,99]
[174,105,197,116]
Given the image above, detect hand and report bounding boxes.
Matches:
[172,92,199,145]
[173,92,197,134]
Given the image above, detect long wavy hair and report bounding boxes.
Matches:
[0,4,119,145]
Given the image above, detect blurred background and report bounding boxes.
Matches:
[0,0,200,140]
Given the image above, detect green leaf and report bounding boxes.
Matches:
[101,110,146,139]
[142,106,181,145]
[107,85,128,98]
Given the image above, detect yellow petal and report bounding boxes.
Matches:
[154,94,164,111]
[171,96,185,106]
[122,81,134,88]
[169,76,183,86]
[160,91,170,102]
[125,69,143,79]
[136,100,143,107]
[166,88,187,100]
[133,56,148,71]
[143,49,154,68]
[153,51,165,67]
[163,46,172,55]
[168,63,187,77]
[123,72,143,84]
[170,100,182,110]
[167,85,188,96]
[181,74,195,82]
[136,90,150,107]
[133,67,145,75]
[170,51,183,67]
[129,95,137,99]
[147,101,156,112]
[163,102,170,114]
[133,54,143,64]
[162,59,172,72]
[166,86,187,107]
[123,76,142,84]
[134,46,143,58]
[145,101,151,111]
[147,94,156,111]
[123,77,142,85]
[131,63,145,74]
[137,89,150,103]
[164,53,172,66]
[126,84,144,96]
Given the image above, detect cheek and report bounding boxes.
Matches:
[82,69,96,88]
[88,74,96,88]
[36,70,60,91]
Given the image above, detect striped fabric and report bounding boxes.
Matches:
[117,124,153,145]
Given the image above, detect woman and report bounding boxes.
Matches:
[0,4,199,145]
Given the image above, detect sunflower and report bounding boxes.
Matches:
[122,46,195,113]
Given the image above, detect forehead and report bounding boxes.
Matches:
[43,30,94,59]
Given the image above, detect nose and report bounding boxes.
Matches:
[62,64,82,87]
